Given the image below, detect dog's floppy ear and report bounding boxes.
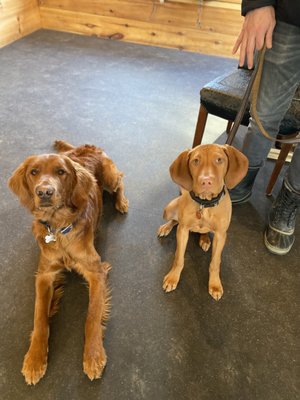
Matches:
[222,145,249,189]
[169,149,193,191]
[68,158,96,210]
[8,158,35,211]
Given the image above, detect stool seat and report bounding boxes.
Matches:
[193,68,300,196]
[200,69,300,135]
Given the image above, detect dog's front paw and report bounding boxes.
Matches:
[83,346,107,381]
[209,279,224,301]
[163,271,180,292]
[115,196,129,214]
[22,349,48,385]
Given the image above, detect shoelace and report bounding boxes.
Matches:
[273,189,298,228]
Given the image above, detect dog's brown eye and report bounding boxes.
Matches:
[31,168,38,176]
[216,157,223,164]
[192,159,199,166]
[57,169,66,175]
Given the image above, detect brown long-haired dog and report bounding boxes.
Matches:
[158,144,248,300]
[8,140,128,385]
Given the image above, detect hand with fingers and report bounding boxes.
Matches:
[232,6,276,69]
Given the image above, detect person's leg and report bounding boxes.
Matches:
[230,21,300,203]
[287,145,300,192]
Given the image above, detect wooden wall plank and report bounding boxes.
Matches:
[168,0,241,5]
[40,0,201,30]
[0,0,35,15]
[39,1,242,57]
[40,7,238,56]
[0,0,243,56]
[0,0,41,48]
[40,0,155,25]
[39,0,241,27]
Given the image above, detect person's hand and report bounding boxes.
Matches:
[232,6,276,69]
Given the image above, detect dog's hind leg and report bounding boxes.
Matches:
[157,197,180,237]
[99,155,129,214]
[157,220,178,237]
[49,272,65,317]
[113,178,129,214]
[53,140,75,153]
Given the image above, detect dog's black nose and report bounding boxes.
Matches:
[36,185,54,199]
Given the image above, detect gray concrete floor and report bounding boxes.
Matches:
[0,30,299,400]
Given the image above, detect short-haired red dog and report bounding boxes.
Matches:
[158,144,248,300]
[8,140,128,385]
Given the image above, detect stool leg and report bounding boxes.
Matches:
[226,121,233,134]
[193,104,208,148]
[266,144,293,196]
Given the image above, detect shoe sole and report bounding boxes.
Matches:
[264,232,294,255]
[231,191,252,205]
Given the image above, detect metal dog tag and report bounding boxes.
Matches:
[45,233,56,243]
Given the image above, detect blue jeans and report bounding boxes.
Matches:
[242,21,300,193]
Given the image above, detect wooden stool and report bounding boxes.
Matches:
[193,69,300,195]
